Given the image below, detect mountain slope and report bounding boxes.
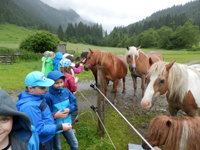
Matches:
[129,0,200,26]
[0,0,43,27]
[12,0,93,30]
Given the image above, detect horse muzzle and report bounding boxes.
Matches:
[129,66,137,73]
[84,66,90,71]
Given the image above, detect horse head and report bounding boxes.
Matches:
[142,115,172,149]
[141,60,176,110]
[84,49,96,71]
[80,51,88,64]
[125,46,140,73]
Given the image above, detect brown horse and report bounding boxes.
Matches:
[81,51,99,83]
[142,115,200,150]
[84,49,127,104]
[125,46,163,99]
[141,60,200,117]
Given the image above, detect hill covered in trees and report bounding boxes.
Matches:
[0,0,93,33]
[0,0,200,49]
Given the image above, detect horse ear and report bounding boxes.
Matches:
[166,120,171,127]
[136,46,141,50]
[126,45,130,51]
[164,112,169,116]
[89,48,93,54]
[166,60,176,72]
[149,58,154,66]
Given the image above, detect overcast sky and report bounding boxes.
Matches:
[40,0,192,33]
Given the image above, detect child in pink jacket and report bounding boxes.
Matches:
[66,55,86,83]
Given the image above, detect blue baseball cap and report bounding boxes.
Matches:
[60,58,75,67]
[25,71,54,87]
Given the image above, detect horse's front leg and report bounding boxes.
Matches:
[141,74,146,97]
[122,77,126,93]
[131,73,137,99]
[113,79,119,105]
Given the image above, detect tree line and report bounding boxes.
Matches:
[56,13,200,49]
[1,0,200,49]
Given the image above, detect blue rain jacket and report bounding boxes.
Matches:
[53,52,63,71]
[16,90,58,143]
[44,70,77,133]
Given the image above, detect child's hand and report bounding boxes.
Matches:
[82,58,86,63]
[64,108,70,114]
[74,77,79,83]
[62,123,72,131]
[54,109,68,119]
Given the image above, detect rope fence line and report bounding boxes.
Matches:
[79,92,117,150]
[87,83,154,150]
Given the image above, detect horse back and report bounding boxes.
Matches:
[146,51,164,63]
[103,54,127,80]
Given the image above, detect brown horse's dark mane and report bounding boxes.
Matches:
[91,50,117,72]
[147,115,200,150]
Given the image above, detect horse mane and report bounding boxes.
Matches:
[125,46,145,63]
[148,115,200,150]
[148,61,189,102]
[91,50,117,72]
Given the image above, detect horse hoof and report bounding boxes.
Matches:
[113,102,117,105]
[133,95,137,100]
[122,91,126,93]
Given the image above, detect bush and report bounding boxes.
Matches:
[19,30,60,53]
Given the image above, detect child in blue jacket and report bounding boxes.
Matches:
[53,52,63,71]
[0,89,47,150]
[44,70,78,150]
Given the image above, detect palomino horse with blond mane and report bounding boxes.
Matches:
[84,49,127,104]
[125,46,163,99]
[141,60,200,117]
[142,114,200,150]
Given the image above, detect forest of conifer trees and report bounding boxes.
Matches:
[1,0,200,49]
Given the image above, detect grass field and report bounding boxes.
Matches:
[1,23,200,150]
[0,23,36,48]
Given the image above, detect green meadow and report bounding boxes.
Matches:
[1,23,200,150]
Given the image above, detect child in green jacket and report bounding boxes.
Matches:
[44,51,55,76]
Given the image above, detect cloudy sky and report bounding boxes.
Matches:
[40,0,192,33]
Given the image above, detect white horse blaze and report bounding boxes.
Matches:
[187,68,200,107]
[141,75,158,108]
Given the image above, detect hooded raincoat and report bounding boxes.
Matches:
[16,90,63,144]
[44,71,77,133]
[44,57,54,76]
[0,89,47,150]
[53,52,63,71]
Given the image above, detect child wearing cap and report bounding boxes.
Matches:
[60,58,77,93]
[53,52,63,71]
[44,51,55,76]
[44,70,78,150]
[0,89,47,150]
[15,71,72,150]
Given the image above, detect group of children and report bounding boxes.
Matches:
[0,51,86,150]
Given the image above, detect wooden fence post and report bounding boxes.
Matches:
[97,66,105,137]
